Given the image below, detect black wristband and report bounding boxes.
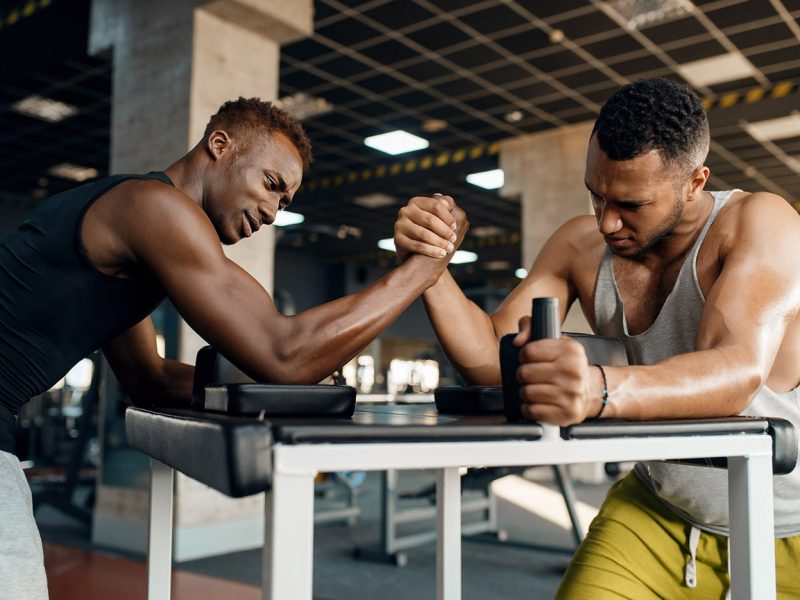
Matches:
[593,364,609,419]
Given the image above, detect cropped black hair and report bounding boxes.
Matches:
[203,97,312,171]
[592,77,709,176]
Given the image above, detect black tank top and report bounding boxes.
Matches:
[0,172,171,453]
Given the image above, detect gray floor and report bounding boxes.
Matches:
[35,470,614,600]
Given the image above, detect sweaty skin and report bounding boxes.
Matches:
[81,130,467,406]
[394,134,800,425]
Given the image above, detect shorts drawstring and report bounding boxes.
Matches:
[684,525,701,588]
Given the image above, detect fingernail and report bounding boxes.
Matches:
[440,249,447,257]
[446,243,454,252]
[451,222,457,230]
[450,234,457,243]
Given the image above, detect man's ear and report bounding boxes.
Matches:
[686,165,710,199]
[207,130,232,160]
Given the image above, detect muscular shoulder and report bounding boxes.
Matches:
[109,179,201,220]
[713,190,800,254]
[99,178,221,267]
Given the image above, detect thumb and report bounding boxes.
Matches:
[432,192,454,210]
[514,316,531,347]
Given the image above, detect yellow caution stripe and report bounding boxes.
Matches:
[0,0,52,29]
[302,142,500,193]
[701,80,798,112]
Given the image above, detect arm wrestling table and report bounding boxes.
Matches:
[126,402,796,600]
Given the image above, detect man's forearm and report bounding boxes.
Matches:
[603,347,763,420]
[267,254,450,384]
[122,359,194,407]
[422,270,503,385]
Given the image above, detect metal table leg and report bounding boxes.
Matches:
[147,459,174,600]
[727,453,776,600]
[264,467,316,600]
[437,467,461,600]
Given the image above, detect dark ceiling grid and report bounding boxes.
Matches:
[274,0,800,276]
[316,0,558,133]
[1,0,800,282]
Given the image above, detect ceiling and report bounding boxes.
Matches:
[1,0,799,287]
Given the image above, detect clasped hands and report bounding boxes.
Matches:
[394,195,603,426]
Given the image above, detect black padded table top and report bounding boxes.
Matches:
[565,416,776,438]
[125,403,796,498]
[125,404,543,497]
[270,404,544,444]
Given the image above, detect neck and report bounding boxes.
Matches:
[163,145,208,207]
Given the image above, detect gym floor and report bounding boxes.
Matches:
[38,470,613,600]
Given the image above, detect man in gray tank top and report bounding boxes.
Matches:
[394,77,800,597]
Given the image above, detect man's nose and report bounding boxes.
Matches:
[597,206,623,235]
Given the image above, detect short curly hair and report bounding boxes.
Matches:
[203,97,313,170]
[592,78,709,177]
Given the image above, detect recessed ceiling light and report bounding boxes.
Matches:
[421,118,448,133]
[377,238,478,264]
[484,260,512,271]
[273,210,305,226]
[451,250,478,264]
[275,92,333,121]
[549,29,564,44]
[353,192,397,208]
[676,52,758,88]
[743,113,800,142]
[335,224,362,239]
[505,110,524,123]
[364,130,429,155]
[466,169,504,190]
[608,0,690,29]
[515,268,528,279]
[48,163,98,181]
[12,95,78,122]
[377,238,396,252]
[471,225,505,238]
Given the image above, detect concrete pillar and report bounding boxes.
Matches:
[500,122,595,333]
[89,0,312,559]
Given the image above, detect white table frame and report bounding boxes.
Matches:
[147,432,776,600]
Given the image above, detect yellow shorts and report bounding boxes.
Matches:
[555,472,800,599]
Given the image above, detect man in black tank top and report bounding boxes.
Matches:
[395,78,800,596]
[0,97,467,599]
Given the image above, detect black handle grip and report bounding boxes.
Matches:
[502,297,560,422]
[532,297,560,341]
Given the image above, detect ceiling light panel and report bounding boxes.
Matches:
[274,210,305,226]
[743,113,800,142]
[676,52,759,87]
[48,163,98,181]
[275,93,333,121]
[12,95,78,122]
[353,193,397,208]
[466,169,504,190]
[364,130,429,155]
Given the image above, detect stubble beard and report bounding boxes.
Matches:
[620,195,685,259]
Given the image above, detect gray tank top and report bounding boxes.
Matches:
[594,190,800,537]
